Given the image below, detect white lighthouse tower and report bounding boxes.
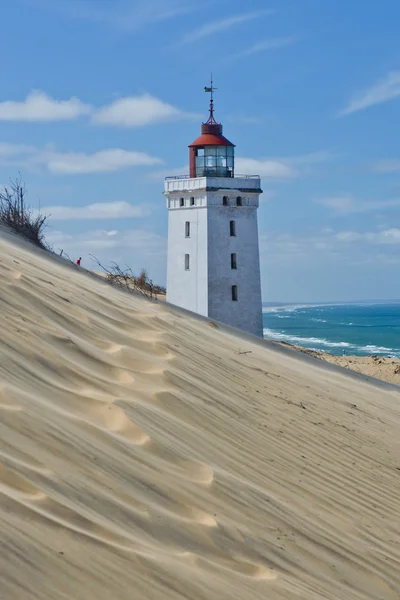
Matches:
[164,84,263,337]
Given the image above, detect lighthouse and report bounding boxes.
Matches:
[164,83,263,337]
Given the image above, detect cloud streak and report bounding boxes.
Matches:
[26,0,193,32]
[373,159,400,173]
[178,10,274,45]
[40,201,152,220]
[42,149,162,174]
[47,227,167,257]
[340,71,400,116]
[0,143,162,174]
[226,36,298,62]
[235,151,331,179]
[316,193,400,214]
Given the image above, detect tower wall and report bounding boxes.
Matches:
[207,201,263,337]
[166,198,208,316]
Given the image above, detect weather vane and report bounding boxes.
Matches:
[204,74,217,122]
[204,74,217,101]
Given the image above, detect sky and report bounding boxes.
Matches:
[1,0,400,302]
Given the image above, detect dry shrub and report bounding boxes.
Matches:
[0,176,49,248]
[90,256,166,301]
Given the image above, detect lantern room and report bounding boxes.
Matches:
[189,91,235,178]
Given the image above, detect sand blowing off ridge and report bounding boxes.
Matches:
[0,228,399,600]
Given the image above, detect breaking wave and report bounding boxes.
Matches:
[263,328,398,356]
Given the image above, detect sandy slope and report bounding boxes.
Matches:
[0,231,400,600]
[281,343,400,386]
[316,353,400,385]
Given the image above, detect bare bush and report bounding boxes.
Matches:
[0,176,49,248]
[90,255,166,301]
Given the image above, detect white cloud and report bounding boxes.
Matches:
[92,94,193,128]
[0,90,195,128]
[340,71,400,116]
[259,226,400,270]
[236,157,296,178]
[47,228,167,271]
[0,142,36,157]
[373,159,400,173]
[178,10,274,45]
[227,37,298,61]
[333,228,400,244]
[42,201,152,220]
[317,193,400,214]
[148,164,189,181]
[236,152,330,179]
[0,91,91,122]
[40,148,163,174]
[0,143,163,174]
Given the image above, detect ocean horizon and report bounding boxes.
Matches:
[262,301,400,357]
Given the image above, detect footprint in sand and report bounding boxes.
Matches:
[181,506,218,527]
[114,369,134,384]
[180,552,277,581]
[15,491,134,550]
[73,398,152,446]
[104,343,123,354]
[0,452,51,476]
[177,460,215,486]
[2,267,22,281]
[0,387,23,412]
[0,462,46,500]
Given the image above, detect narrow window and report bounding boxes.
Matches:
[232,285,238,301]
[190,197,195,206]
[185,254,190,271]
[236,196,242,206]
[180,198,185,207]
[185,221,190,238]
[231,253,237,269]
[230,220,236,236]
[223,196,228,206]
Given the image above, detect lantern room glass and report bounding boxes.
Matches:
[195,146,234,177]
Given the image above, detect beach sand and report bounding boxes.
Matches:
[1,228,400,600]
[284,343,400,385]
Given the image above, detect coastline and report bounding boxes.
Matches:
[280,342,400,385]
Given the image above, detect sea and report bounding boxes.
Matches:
[263,302,400,357]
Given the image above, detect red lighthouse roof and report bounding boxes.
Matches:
[189,128,234,148]
[188,85,234,148]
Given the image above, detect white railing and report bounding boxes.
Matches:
[165,174,260,180]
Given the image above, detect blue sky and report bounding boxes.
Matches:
[1,0,400,302]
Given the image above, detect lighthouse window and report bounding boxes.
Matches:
[180,198,185,207]
[231,253,237,269]
[185,254,190,271]
[223,196,228,206]
[236,196,242,206]
[195,145,234,178]
[231,285,238,301]
[229,220,236,236]
[185,221,190,238]
[190,197,195,206]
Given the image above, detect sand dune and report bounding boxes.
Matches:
[297,347,400,385]
[0,229,400,600]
